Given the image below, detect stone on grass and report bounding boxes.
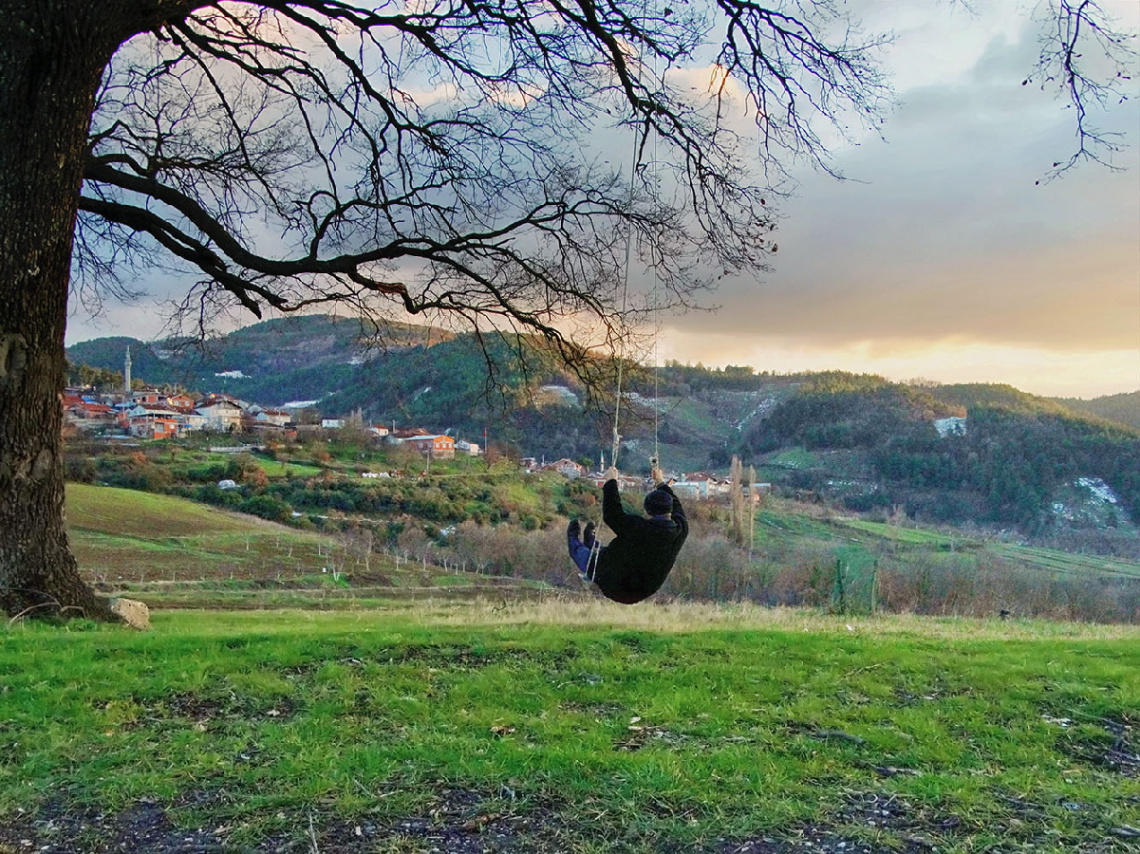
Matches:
[110,598,151,630]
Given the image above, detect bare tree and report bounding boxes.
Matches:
[1029,0,1139,178]
[1,0,1134,619]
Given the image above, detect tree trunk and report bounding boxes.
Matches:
[0,5,126,620]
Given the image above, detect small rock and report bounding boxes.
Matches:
[110,597,150,630]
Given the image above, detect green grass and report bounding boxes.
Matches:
[840,518,964,547]
[990,544,1140,579]
[67,484,257,538]
[753,500,1140,580]
[753,507,839,541]
[765,447,820,469]
[65,484,536,598]
[67,484,332,583]
[255,458,323,478]
[1,604,1136,852]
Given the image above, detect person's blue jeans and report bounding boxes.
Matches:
[568,535,601,579]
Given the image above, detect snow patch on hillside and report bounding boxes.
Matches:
[538,385,579,405]
[1077,477,1118,505]
[736,395,778,432]
[1051,477,1126,528]
[933,416,967,437]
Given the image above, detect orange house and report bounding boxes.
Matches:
[129,413,181,440]
[406,434,455,459]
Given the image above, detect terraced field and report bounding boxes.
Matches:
[66,484,537,606]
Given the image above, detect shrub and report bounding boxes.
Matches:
[240,495,292,523]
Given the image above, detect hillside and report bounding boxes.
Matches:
[66,314,446,405]
[66,316,1140,544]
[740,374,1139,543]
[1051,390,1140,431]
[67,484,533,607]
[64,440,1140,622]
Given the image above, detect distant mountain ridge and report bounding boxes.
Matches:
[1049,391,1140,431]
[66,315,450,405]
[67,315,1140,545]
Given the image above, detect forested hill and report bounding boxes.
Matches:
[1050,390,1140,431]
[738,373,1139,539]
[66,315,449,405]
[67,316,1139,543]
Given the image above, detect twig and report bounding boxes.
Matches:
[308,811,320,854]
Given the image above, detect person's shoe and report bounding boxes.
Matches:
[583,522,596,548]
[567,518,581,541]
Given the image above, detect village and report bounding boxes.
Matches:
[63,349,484,456]
[64,348,744,502]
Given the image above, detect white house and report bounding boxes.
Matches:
[127,407,185,440]
[549,458,585,479]
[255,409,291,427]
[196,399,245,432]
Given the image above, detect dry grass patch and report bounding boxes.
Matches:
[421,595,1140,641]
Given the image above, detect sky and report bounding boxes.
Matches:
[652,0,1140,398]
[67,0,1140,399]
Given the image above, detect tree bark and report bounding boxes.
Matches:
[0,4,130,619]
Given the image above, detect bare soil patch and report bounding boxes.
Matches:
[3,784,1137,854]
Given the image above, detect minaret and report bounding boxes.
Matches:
[124,345,132,394]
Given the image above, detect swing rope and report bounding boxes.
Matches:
[613,0,663,477]
[651,111,660,473]
[610,127,639,471]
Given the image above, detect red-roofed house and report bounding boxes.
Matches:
[63,397,117,430]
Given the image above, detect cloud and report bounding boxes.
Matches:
[655,329,1140,398]
[668,19,1140,359]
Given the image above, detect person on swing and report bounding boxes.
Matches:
[567,464,688,604]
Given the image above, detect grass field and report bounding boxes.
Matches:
[753,500,1140,582]
[68,484,344,585]
[254,458,324,479]
[1,603,1137,853]
[66,484,534,602]
[12,486,1138,850]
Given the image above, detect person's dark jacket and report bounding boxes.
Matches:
[594,479,688,604]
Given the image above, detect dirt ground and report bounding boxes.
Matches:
[3,782,1138,854]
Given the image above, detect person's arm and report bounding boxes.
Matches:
[659,482,687,532]
[602,476,630,534]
